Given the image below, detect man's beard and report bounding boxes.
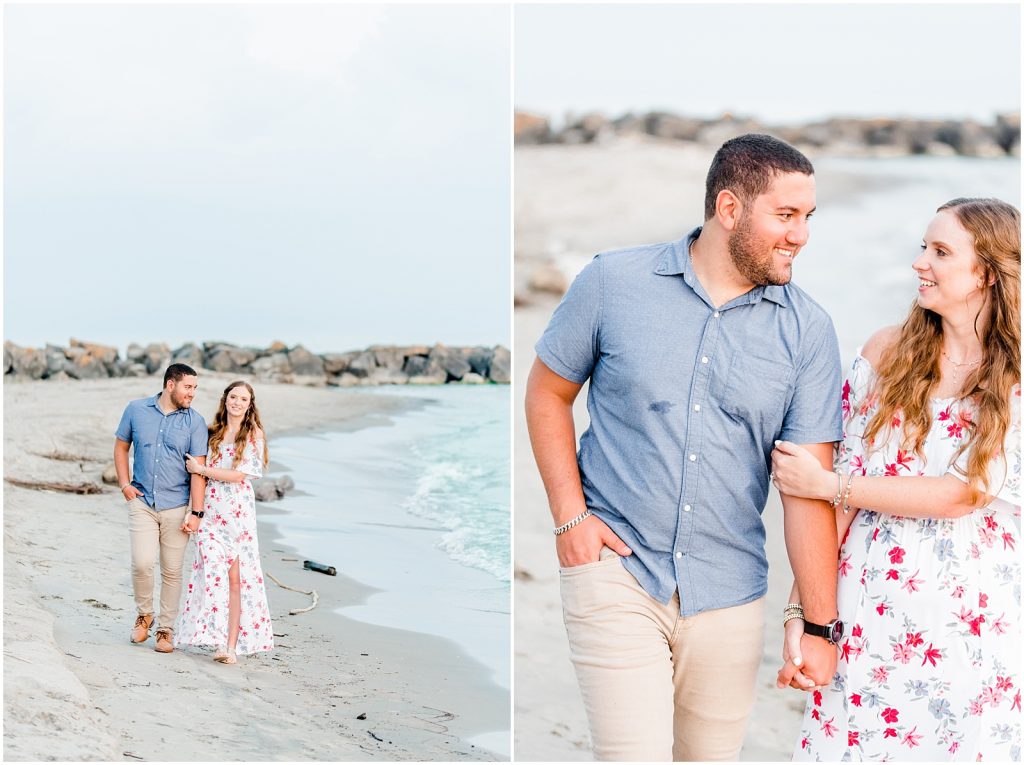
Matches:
[727,212,792,287]
[169,389,191,409]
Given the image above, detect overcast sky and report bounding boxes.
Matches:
[4,4,511,353]
[516,4,1020,125]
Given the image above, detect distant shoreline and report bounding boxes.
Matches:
[4,339,511,386]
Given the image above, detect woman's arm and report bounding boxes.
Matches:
[772,441,986,519]
[185,453,248,484]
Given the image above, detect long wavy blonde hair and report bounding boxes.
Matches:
[863,198,1020,504]
[208,381,270,469]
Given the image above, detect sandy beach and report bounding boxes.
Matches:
[3,375,506,761]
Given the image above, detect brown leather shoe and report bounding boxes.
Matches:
[154,629,174,653]
[130,614,154,644]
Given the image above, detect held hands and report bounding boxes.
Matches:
[771,441,834,501]
[180,512,201,535]
[184,453,204,476]
[556,513,632,568]
[778,628,838,692]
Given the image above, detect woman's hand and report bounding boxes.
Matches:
[777,617,817,690]
[771,441,835,501]
[185,453,204,476]
[180,511,201,535]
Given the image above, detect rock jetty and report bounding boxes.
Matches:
[3,339,511,386]
[515,110,1021,158]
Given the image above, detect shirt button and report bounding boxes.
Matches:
[675,551,683,559]
[701,356,709,364]
[683,504,692,512]
[713,311,720,318]
[689,454,696,461]
[693,404,701,412]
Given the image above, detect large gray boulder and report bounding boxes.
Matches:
[489,346,511,383]
[142,343,172,374]
[5,342,47,379]
[346,351,377,378]
[204,345,255,374]
[65,352,109,379]
[370,346,406,371]
[467,347,495,377]
[367,367,409,385]
[170,343,202,371]
[287,345,325,377]
[321,352,355,375]
[429,344,471,381]
[115,360,149,378]
[126,343,146,364]
[44,345,69,377]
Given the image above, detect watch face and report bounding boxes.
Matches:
[831,619,845,643]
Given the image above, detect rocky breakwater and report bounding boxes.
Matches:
[515,109,1022,158]
[4,339,511,386]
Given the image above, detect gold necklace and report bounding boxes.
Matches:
[941,350,982,382]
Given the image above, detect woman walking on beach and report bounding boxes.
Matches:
[174,380,274,664]
[773,198,1020,760]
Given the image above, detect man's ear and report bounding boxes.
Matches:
[716,189,742,231]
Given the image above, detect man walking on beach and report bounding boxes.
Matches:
[525,134,844,761]
[114,363,208,653]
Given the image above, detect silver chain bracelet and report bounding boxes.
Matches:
[553,509,592,535]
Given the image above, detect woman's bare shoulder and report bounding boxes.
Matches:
[860,325,902,367]
[251,427,265,441]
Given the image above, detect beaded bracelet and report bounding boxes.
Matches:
[829,470,844,508]
[842,472,857,514]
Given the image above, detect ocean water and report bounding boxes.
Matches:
[257,384,510,698]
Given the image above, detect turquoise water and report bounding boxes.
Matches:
[258,384,511,695]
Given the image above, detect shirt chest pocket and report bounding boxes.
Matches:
[164,422,191,452]
[719,352,793,434]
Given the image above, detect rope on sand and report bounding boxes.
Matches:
[266,572,319,615]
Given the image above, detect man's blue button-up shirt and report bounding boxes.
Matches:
[115,394,208,511]
[536,227,843,615]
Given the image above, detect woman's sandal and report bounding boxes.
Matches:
[213,647,237,664]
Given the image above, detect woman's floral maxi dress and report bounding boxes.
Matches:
[174,437,274,655]
[794,354,1020,762]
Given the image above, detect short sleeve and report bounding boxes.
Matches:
[778,316,844,445]
[947,385,1021,510]
[240,438,264,479]
[534,256,603,384]
[115,404,133,442]
[189,414,209,457]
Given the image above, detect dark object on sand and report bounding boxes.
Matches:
[356,713,367,720]
[304,560,337,576]
[5,478,103,494]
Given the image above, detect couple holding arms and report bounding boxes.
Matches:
[526,134,1020,760]
[115,366,274,665]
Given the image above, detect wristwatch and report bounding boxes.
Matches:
[803,618,844,645]
[190,510,205,519]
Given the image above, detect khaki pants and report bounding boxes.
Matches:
[128,499,189,631]
[560,547,765,761]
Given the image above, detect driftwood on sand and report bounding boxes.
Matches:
[266,571,319,615]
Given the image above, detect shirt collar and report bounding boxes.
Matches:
[654,226,788,308]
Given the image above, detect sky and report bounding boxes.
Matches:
[4,4,511,353]
[515,4,1021,125]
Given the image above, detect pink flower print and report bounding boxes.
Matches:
[851,623,863,638]
[893,643,915,664]
[821,717,837,738]
[996,676,1014,692]
[850,693,862,707]
[968,615,986,636]
[849,455,865,475]
[902,726,922,749]
[978,592,988,608]
[980,686,1004,707]
[876,602,888,616]
[901,570,923,594]
[891,414,902,428]
[984,515,999,530]
[881,707,899,724]
[888,546,905,564]
[953,585,965,599]
[811,708,820,721]
[905,631,923,647]
[949,741,960,755]
[801,737,810,750]
[871,666,889,683]
[1002,532,1015,550]
[921,644,942,666]
[813,689,823,706]
[848,730,860,747]
[955,605,976,624]
[979,527,996,547]
[839,554,852,577]
[1012,691,1021,711]
[886,568,900,581]
[937,405,952,422]
[884,727,898,739]
[969,699,985,716]
[969,543,981,559]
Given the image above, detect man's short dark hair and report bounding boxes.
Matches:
[704,134,814,221]
[163,363,198,387]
